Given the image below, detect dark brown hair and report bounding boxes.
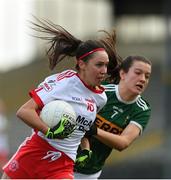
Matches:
[120,55,152,73]
[98,30,122,83]
[30,17,106,70]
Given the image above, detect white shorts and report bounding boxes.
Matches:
[74,170,102,180]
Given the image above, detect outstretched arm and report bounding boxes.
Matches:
[95,123,141,151]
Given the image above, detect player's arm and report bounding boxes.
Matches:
[75,137,92,168]
[16,98,71,139]
[16,98,48,134]
[95,123,140,151]
[80,137,90,150]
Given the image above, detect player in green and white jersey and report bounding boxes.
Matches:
[74,55,152,179]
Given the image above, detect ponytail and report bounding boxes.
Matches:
[31,17,82,70]
[98,30,122,83]
[31,17,107,71]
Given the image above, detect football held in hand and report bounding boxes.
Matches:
[40,100,77,138]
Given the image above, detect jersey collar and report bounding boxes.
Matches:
[115,85,140,104]
[76,73,105,94]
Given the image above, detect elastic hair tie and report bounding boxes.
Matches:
[78,48,105,60]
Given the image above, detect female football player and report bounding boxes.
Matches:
[1,17,120,179]
[74,55,152,179]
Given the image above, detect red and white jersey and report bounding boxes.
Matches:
[29,69,107,161]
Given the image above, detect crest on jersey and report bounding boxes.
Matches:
[9,160,19,172]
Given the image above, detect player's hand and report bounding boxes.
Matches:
[45,117,76,139]
[75,149,92,168]
[85,123,97,137]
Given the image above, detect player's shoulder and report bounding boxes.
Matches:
[56,69,77,81]
[45,69,77,82]
[136,96,151,111]
[102,82,117,92]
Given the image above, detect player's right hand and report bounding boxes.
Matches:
[75,149,92,168]
[45,117,76,139]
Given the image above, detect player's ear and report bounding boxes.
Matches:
[119,69,126,80]
[77,60,86,70]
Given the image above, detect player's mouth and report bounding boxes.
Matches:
[135,84,144,91]
[98,76,105,81]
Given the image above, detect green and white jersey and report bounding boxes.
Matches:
[75,84,151,174]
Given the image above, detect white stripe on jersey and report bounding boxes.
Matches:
[103,84,149,111]
[103,84,116,92]
[130,121,143,135]
[136,97,148,111]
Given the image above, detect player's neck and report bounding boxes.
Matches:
[118,84,137,102]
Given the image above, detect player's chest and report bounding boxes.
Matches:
[63,89,97,123]
[102,100,134,128]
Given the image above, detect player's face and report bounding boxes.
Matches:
[79,51,109,87]
[121,61,151,95]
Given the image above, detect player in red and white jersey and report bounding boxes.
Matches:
[30,69,107,161]
[1,17,116,179]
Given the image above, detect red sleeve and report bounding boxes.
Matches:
[29,89,44,109]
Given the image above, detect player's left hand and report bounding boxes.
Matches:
[75,149,92,168]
